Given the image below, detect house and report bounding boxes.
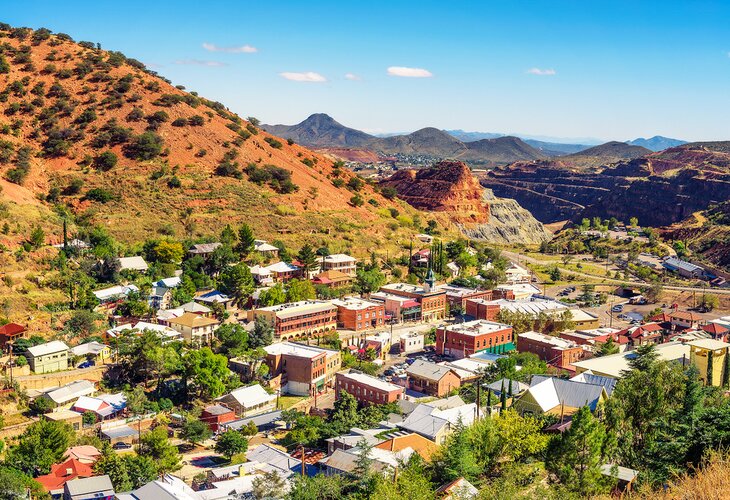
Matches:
[149,276,181,310]
[167,312,220,344]
[264,342,341,396]
[670,311,703,330]
[70,341,111,365]
[332,297,386,331]
[702,322,730,342]
[189,242,222,257]
[250,265,274,286]
[36,458,94,498]
[512,376,608,416]
[374,432,437,461]
[363,331,392,360]
[254,239,280,259]
[436,320,514,359]
[40,380,96,408]
[662,256,705,279]
[247,443,313,477]
[399,332,425,354]
[436,284,514,310]
[44,410,84,431]
[312,270,353,289]
[118,474,202,500]
[105,321,183,343]
[615,322,665,347]
[71,394,126,421]
[573,342,691,379]
[687,339,730,387]
[517,331,588,371]
[101,424,138,446]
[266,261,301,282]
[118,255,148,272]
[0,322,27,350]
[219,410,283,434]
[336,370,404,405]
[26,340,69,374]
[406,360,461,397]
[397,399,477,444]
[485,378,530,398]
[570,372,618,396]
[215,384,277,417]
[495,283,541,300]
[200,404,236,432]
[252,300,337,341]
[378,282,447,322]
[156,301,211,325]
[92,284,139,305]
[504,262,531,284]
[320,446,411,477]
[436,477,479,499]
[411,249,431,268]
[322,253,357,276]
[62,475,114,500]
[195,289,234,310]
[64,445,102,464]
[446,262,460,278]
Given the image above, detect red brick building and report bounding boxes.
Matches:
[436,320,514,359]
[437,285,514,310]
[406,360,461,397]
[264,342,342,396]
[517,331,586,370]
[200,404,236,432]
[465,299,502,321]
[253,300,338,341]
[332,297,385,331]
[379,283,447,322]
[335,370,404,405]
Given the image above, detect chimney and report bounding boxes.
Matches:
[65,468,73,476]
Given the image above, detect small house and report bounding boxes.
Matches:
[26,340,70,374]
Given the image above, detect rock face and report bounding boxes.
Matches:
[382,161,551,244]
[381,161,489,223]
[460,189,552,244]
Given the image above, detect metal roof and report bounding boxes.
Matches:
[407,359,456,382]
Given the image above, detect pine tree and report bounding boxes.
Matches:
[236,224,255,256]
[297,243,318,279]
[500,380,507,410]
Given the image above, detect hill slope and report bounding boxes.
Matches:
[462,136,546,164]
[0,26,426,247]
[557,141,652,170]
[628,135,687,151]
[263,113,373,149]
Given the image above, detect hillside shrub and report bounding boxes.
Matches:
[188,115,204,126]
[171,118,188,127]
[244,164,298,194]
[64,177,84,195]
[350,195,364,207]
[264,137,282,149]
[123,132,163,160]
[93,151,117,171]
[145,111,169,131]
[85,188,116,203]
[126,107,144,122]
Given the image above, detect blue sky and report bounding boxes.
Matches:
[4,1,730,141]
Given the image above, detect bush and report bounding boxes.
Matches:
[332,178,345,188]
[93,151,118,171]
[145,111,169,130]
[264,137,283,149]
[171,118,188,127]
[64,178,84,195]
[126,107,144,122]
[350,194,364,207]
[123,132,163,160]
[381,186,398,200]
[167,175,181,188]
[347,176,364,192]
[188,115,204,126]
[85,188,116,203]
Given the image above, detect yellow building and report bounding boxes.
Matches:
[688,339,730,387]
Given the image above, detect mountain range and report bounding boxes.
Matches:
[265,114,681,167]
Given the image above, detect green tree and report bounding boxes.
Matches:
[181,418,213,447]
[216,323,249,357]
[249,316,274,349]
[215,430,249,459]
[220,224,237,246]
[152,238,184,264]
[137,426,181,473]
[0,465,45,500]
[549,406,614,496]
[596,336,619,357]
[433,422,481,483]
[6,419,73,475]
[236,224,255,256]
[286,278,316,302]
[218,263,255,307]
[629,216,639,227]
[252,469,288,499]
[183,347,230,399]
[548,266,561,282]
[258,283,286,307]
[297,244,318,278]
[353,268,385,296]
[29,226,45,249]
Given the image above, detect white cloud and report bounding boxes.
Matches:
[527,68,556,76]
[344,73,361,81]
[202,42,258,53]
[175,59,227,67]
[387,66,433,78]
[279,71,327,82]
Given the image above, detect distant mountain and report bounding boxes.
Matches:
[462,136,546,164]
[377,127,469,157]
[263,113,374,148]
[628,136,687,152]
[445,129,503,142]
[557,141,652,169]
[522,139,591,156]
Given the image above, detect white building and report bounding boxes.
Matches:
[322,254,357,276]
[399,332,425,354]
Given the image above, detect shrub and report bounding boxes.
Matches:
[145,111,169,130]
[171,118,188,127]
[0,55,9,74]
[188,115,204,126]
[287,138,294,146]
[264,137,283,149]
[350,194,364,207]
[123,132,163,160]
[93,151,118,171]
[126,107,144,122]
[347,176,364,192]
[73,107,97,127]
[332,178,345,188]
[167,175,181,188]
[42,128,82,157]
[381,186,398,200]
[85,188,116,203]
[64,177,84,195]
[245,123,258,135]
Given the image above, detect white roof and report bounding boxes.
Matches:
[266,261,300,273]
[687,339,730,351]
[70,341,107,357]
[519,331,578,350]
[331,297,381,310]
[496,283,541,295]
[569,309,598,322]
[106,321,181,340]
[73,396,115,416]
[398,401,477,439]
[27,340,69,357]
[324,253,356,263]
[441,358,491,374]
[195,290,232,303]
[249,265,272,276]
[258,300,336,319]
[471,298,567,316]
[525,378,562,412]
[339,370,404,393]
[444,319,511,336]
[264,341,331,359]
[573,342,690,379]
[381,283,431,295]
[155,277,181,288]
[255,241,279,252]
[118,256,148,271]
[43,380,95,404]
[93,284,139,300]
[127,474,200,500]
[220,384,276,408]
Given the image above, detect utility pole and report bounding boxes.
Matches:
[8,343,13,384]
[300,444,306,477]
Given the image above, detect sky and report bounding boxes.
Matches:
[3,1,730,142]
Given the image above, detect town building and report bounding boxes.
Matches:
[397,398,477,444]
[63,475,114,500]
[517,331,587,371]
[194,289,234,310]
[265,261,301,282]
[188,242,222,257]
[495,283,541,300]
[200,404,237,432]
[36,458,94,498]
[44,410,84,431]
[687,339,730,387]
[215,384,277,418]
[466,297,598,329]
[92,284,139,307]
[106,321,183,343]
[573,342,691,379]
[435,284,514,310]
[512,375,608,416]
[264,342,341,396]
[322,254,357,276]
[254,239,280,259]
[335,370,405,405]
[332,297,385,331]
[378,279,447,322]
[504,262,532,283]
[0,322,27,350]
[167,312,220,344]
[70,341,111,365]
[436,320,514,359]
[312,270,354,289]
[39,380,96,408]
[118,255,148,272]
[670,311,703,330]
[406,360,461,397]
[149,276,181,310]
[252,300,337,341]
[399,332,425,354]
[662,257,705,279]
[26,340,69,374]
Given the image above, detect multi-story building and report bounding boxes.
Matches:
[517,331,587,370]
[466,298,598,329]
[167,312,220,345]
[399,332,425,354]
[687,339,730,387]
[26,340,69,374]
[0,322,27,351]
[406,360,461,397]
[436,320,514,359]
[322,254,357,276]
[252,300,338,341]
[264,342,341,396]
[332,297,385,331]
[335,369,404,405]
[378,279,446,323]
[436,284,514,310]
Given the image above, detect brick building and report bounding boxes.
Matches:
[517,331,587,370]
[332,297,385,331]
[335,370,404,405]
[436,284,514,310]
[406,359,461,397]
[436,320,514,359]
[252,300,337,341]
[378,282,447,322]
[264,342,341,396]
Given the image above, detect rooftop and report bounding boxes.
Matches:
[338,370,405,393]
[687,338,730,351]
[219,384,276,408]
[519,331,579,350]
[573,342,690,379]
[118,255,148,271]
[407,359,457,382]
[444,319,511,336]
[469,297,567,316]
[331,297,382,310]
[324,253,357,263]
[168,312,220,329]
[381,282,443,296]
[264,341,332,359]
[27,340,69,357]
[258,300,336,319]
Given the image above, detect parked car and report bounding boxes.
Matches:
[112,442,132,450]
[611,304,624,313]
[77,360,95,369]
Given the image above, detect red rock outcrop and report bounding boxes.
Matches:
[381,161,489,223]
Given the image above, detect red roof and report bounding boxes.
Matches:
[0,322,26,337]
[650,313,672,323]
[671,311,702,321]
[703,323,729,335]
[402,300,420,308]
[36,458,94,492]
